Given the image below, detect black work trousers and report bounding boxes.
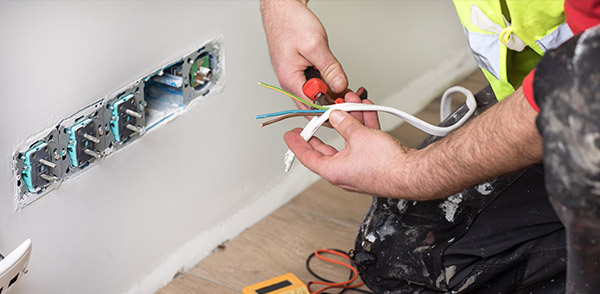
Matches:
[354,87,565,293]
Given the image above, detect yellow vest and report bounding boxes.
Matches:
[452,1,572,100]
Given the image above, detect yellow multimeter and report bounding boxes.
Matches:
[242,273,309,294]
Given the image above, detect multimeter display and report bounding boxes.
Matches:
[256,280,292,294]
[243,273,309,294]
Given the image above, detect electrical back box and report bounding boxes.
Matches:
[12,35,224,208]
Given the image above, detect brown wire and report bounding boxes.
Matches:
[322,93,336,104]
[261,113,321,127]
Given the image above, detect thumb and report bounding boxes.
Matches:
[303,43,348,93]
[329,110,365,143]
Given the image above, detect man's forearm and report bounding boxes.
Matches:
[402,87,543,200]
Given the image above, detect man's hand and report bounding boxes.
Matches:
[284,87,543,201]
[284,93,418,198]
[261,0,348,110]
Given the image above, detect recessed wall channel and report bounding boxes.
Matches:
[12,36,224,208]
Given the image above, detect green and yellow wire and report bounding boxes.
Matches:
[258,82,329,110]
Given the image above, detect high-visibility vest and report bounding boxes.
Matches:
[453,1,573,100]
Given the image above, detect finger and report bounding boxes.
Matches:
[288,73,313,111]
[362,99,381,130]
[288,128,304,135]
[328,88,352,100]
[293,99,311,111]
[300,40,348,93]
[345,91,361,102]
[284,130,329,174]
[344,92,364,124]
[307,136,338,156]
[328,110,367,144]
[276,60,315,110]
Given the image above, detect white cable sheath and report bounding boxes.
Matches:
[284,86,477,172]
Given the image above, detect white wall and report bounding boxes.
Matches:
[0,1,476,293]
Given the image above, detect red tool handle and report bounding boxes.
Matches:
[303,67,369,103]
[356,87,368,100]
[303,79,328,102]
[302,67,328,102]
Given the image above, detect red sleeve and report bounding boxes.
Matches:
[565,0,600,35]
[524,0,600,112]
[522,69,539,112]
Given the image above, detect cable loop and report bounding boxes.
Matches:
[305,249,371,294]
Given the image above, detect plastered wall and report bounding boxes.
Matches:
[0,1,476,293]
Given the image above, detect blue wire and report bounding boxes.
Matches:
[256,109,326,119]
[147,112,176,131]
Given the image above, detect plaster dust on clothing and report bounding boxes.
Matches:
[365,232,377,243]
[439,192,464,222]
[376,218,398,241]
[475,181,495,195]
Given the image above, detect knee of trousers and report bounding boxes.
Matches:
[534,25,600,215]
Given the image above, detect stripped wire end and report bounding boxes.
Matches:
[257,82,329,110]
[255,109,326,120]
[258,111,325,127]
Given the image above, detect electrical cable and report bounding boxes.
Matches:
[306,249,350,284]
[282,86,477,171]
[305,249,372,294]
[307,249,360,294]
[254,84,476,170]
[261,113,321,127]
[306,249,373,294]
[256,109,326,119]
[258,82,329,110]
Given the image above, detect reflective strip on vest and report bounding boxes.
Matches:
[461,8,572,77]
[536,22,574,52]
[454,1,569,100]
[463,26,501,80]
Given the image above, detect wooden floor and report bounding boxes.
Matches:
[156,70,487,294]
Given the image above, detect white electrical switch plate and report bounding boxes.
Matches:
[0,239,32,293]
